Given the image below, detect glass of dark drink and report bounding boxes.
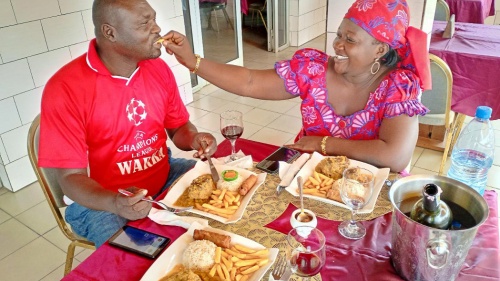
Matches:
[220,110,244,162]
[286,226,326,280]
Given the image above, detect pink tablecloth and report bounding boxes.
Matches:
[445,0,495,23]
[430,21,500,120]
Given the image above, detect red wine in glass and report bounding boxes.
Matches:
[221,125,243,140]
[293,252,323,276]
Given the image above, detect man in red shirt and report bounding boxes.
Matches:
[38,0,216,247]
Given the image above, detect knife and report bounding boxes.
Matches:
[201,141,220,182]
[276,153,310,195]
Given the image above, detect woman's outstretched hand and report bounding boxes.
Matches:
[161,31,198,71]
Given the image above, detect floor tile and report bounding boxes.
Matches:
[257,99,297,114]
[40,260,81,281]
[211,101,255,115]
[243,108,281,127]
[230,96,266,107]
[186,106,210,121]
[413,149,443,173]
[191,112,224,132]
[284,103,302,118]
[188,95,228,112]
[0,208,11,224]
[208,88,239,101]
[43,226,84,255]
[0,237,66,281]
[0,181,45,216]
[267,114,302,135]
[410,167,438,176]
[411,146,424,165]
[487,165,500,189]
[247,127,295,147]
[0,187,8,196]
[240,122,263,140]
[15,201,57,235]
[74,248,95,263]
[0,218,38,260]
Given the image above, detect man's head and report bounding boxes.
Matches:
[92,0,162,62]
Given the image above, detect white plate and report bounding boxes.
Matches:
[161,161,267,224]
[140,222,279,281]
[285,152,390,214]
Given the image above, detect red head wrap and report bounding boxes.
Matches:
[344,0,431,90]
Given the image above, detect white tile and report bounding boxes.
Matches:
[11,0,60,23]
[413,149,443,173]
[171,63,191,86]
[149,0,176,20]
[69,41,89,58]
[290,0,299,16]
[16,201,57,235]
[5,156,37,192]
[43,225,84,255]
[0,21,48,63]
[1,123,30,162]
[410,166,438,176]
[0,218,38,260]
[28,47,72,87]
[248,127,295,147]
[290,16,299,32]
[0,237,66,281]
[14,86,43,125]
[40,261,81,281]
[42,12,87,50]
[59,0,93,14]
[81,9,94,40]
[74,248,95,262]
[0,98,22,135]
[0,0,17,27]
[258,100,296,114]
[243,108,281,127]
[189,95,228,112]
[267,114,302,135]
[0,164,11,190]
[487,165,500,189]
[191,112,222,132]
[173,0,183,17]
[0,137,8,164]
[0,208,11,224]
[186,105,210,121]
[0,59,34,100]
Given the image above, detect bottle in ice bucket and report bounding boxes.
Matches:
[410,184,452,229]
[447,106,495,196]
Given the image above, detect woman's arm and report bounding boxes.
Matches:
[286,115,418,172]
[162,31,291,100]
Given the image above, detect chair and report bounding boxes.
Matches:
[434,0,451,21]
[417,54,465,175]
[200,0,234,32]
[27,115,95,275]
[248,0,267,32]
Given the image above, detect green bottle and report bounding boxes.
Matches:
[410,184,453,230]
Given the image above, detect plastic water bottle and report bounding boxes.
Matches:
[447,106,495,196]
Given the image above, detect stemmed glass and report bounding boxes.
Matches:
[338,167,374,240]
[220,110,244,162]
[286,226,326,281]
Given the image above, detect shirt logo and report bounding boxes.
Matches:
[126,98,147,126]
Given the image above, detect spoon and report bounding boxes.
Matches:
[296,176,311,222]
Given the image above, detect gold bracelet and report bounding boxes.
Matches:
[190,54,201,74]
[321,136,329,155]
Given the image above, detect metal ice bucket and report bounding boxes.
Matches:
[389,175,489,281]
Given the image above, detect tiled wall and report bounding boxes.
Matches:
[289,0,327,46]
[0,0,192,192]
[325,0,436,56]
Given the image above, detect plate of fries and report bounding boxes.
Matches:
[141,221,279,281]
[161,161,267,224]
[285,152,390,214]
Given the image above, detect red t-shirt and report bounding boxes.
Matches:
[38,39,189,195]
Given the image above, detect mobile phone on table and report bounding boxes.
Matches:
[108,225,170,259]
[255,146,301,174]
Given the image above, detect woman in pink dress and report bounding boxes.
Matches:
[162,0,430,172]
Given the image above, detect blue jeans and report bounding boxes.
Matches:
[65,148,196,248]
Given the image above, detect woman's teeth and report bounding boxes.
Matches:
[335,55,348,60]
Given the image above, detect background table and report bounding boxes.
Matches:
[430,21,500,120]
[445,0,495,23]
[62,139,500,280]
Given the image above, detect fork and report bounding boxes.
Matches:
[272,255,287,280]
[117,189,193,214]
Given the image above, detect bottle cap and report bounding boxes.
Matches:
[475,106,492,119]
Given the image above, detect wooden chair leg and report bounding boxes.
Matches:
[64,242,77,275]
[439,127,453,175]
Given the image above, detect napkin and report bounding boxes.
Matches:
[212,150,253,169]
[278,153,311,185]
[148,208,208,229]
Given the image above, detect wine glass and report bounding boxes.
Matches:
[220,110,244,162]
[286,226,326,281]
[338,167,374,240]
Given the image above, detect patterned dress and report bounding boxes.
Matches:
[275,48,429,142]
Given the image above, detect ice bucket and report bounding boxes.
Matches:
[389,175,489,281]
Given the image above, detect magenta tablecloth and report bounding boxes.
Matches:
[430,21,500,120]
[445,0,495,23]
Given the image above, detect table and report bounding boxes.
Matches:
[62,139,499,280]
[430,21,500,120]
[445,0,495,23]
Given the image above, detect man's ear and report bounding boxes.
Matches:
[101,24,117,42]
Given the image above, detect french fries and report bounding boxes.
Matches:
[195,189,243,219]
[300,171,335,199]
[210,243,270,281]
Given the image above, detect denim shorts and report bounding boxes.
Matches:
[65,148,196,248]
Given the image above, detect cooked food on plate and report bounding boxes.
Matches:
[161,229,270,281]
[300,158,373,203]
[174,171,259,219]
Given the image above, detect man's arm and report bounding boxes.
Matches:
[166,121,217,158]
[54,168,151,220]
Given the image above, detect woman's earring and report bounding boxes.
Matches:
[370,58,381,75]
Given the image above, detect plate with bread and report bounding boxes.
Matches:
[285,152,390,214]
[141,221,279,281]
[161,161,266,224]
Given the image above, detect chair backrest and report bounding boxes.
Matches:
[28,114,77,239]
[434,0,450,21]
[419,54,453,127]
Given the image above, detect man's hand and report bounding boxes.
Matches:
[191,133,217,159]
[114,187,152,220]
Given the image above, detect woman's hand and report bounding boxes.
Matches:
[191,133,217,159]
[285,136,324,154]
[162,31,198,71]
